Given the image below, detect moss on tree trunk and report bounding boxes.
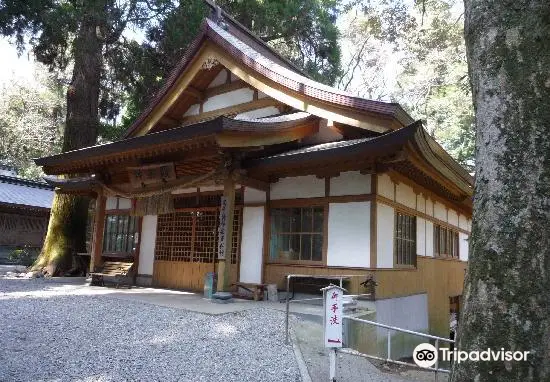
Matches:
[33,194,90,275]
[451,1,550,381]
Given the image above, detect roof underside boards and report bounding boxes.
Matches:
[34,113,320,175]
[0,176,54,209]
[123,14,415,138]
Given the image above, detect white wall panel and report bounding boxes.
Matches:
[208,69,227,88]
[243,187,266,204]
[425,220,434,257]
[448,209,459,227]
[270,175,325,200]
[330,171,371,196]
[239,207,265,283]
[376,203,394,268]
[434,201,447,222]
[377,173,394,200]
[203,88,254,112]
[459,233,469,261]
[138,215,157,275]
[327,202,370,267]
[416,217,426,257]
[183,103,200,116]
[395,182,416,209]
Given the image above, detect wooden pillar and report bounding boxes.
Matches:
[89,192,106,273]
[216,175,236,292]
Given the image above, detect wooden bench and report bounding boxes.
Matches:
[89,261,134,288]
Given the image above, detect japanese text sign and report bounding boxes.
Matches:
[323,285,344,348]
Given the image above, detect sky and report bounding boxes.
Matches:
[0,39,37,89]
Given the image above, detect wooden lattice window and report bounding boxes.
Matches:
[434,225,459,258]
[103,215,140,255]
[269,207,324,263]
[154,209,241,264]
[395,212,416,266]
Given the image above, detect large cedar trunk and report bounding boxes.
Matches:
[451,1,550,381]
[34,4,103,275]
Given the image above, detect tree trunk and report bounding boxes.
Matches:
[451,1,550,381]
[33,3,104,276]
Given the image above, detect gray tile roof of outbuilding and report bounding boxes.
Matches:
[0,175,54,209]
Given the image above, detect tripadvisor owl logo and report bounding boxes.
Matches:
[413,343,438,368]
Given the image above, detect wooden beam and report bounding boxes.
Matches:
[216,175,236,292]
[237,174,270,192]
[183,85,203,101]
[181,98,282,126]
[90,192,106,272]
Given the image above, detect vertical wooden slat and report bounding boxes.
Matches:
[90,193,106,272]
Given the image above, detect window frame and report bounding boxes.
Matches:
[394,211,417,268]
[102,213,141,258]
[433,224,460,259]
[267,202,327,265]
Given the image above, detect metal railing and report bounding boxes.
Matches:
[282,274,454,380]
[284,274,369,344]
[343,316,454,380]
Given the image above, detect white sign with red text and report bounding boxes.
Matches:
[323,285,344,348]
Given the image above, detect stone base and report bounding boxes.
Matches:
[136,274,153,287]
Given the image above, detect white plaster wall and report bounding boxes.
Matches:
[377,173,394,200]
[459,233,469,261]
[416,217,426,257]
[426,198,434,217]
[270,175,325,200]
[235,106,280,119]
[258,91,268,99]
[171,187,197,195]
[208,69,227,88]
[183,103,200,117]
[138,215,157,275]
[330,171,371,196]
[425,220,434,257]
[458,214,469,231]
[416,194,426,213]
[106,197,118,210]
[203,88,254,112]
[448,209,459,227]
[395,182,416,209]
[327,202,370,267]
[243,187,266,204]
[106,197,131,210]
[376,203,395,268]
[118,198,131,209]
[434,202,447,222]
[239,207,265,284]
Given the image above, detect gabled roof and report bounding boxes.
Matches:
[123,9,414,138]
[0,175,54,210]
[35,113,319,175]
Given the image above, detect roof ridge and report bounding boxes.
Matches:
[0,175,53,190]
[202,0,307,77]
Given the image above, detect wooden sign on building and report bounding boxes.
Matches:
[128,163,176,188]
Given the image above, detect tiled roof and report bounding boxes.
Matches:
[0,176,54,209]
[123,11,414,138]
[262,137,378,159]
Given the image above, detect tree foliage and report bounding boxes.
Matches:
[338,0,475,170]
[0,68,65,179]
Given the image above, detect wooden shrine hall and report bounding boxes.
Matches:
[36,1,473,340]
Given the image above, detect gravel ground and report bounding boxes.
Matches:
[0,278,301,382]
